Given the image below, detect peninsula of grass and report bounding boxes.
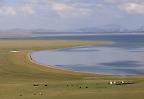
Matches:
[0,40,144,99]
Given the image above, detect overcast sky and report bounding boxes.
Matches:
[0,0,144,30]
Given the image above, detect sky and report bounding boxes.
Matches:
[0,0,144,31]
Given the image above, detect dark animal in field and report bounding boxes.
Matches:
[19,94,23,96]
[33,93,37,95]
[33,84,39,86]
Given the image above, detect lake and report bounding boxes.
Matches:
[31,34,144,75]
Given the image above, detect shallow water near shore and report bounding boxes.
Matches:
[31,34,144,75]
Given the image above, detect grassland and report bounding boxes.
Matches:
[0,40,144,99]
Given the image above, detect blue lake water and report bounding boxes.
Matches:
[30,34,144,75]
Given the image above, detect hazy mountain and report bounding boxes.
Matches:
[0,25,144,34]
[136,26,144,32]
[78,24,129,33]
[0,29,32,34]
[0,29,57,34]
[78,27,103,32]
[100,24,128,32]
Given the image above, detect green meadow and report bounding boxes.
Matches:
[0,40,144,99]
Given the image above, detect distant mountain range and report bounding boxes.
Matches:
[0,25,144,34]
[78,25,127,33]
[0,29,56,34]
[78,24,144,33]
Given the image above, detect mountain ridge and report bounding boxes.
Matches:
[0,25,144,34]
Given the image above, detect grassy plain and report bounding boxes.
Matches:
[0,40,144,99]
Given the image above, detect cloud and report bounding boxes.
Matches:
[1,0,143,18]
[21,4,35,15]
[122,3,144,14]
[0,6,16,16]
[0,0,119,17]
[51,2,97,17]
[52,3,73,13]
[0,5,35,16]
